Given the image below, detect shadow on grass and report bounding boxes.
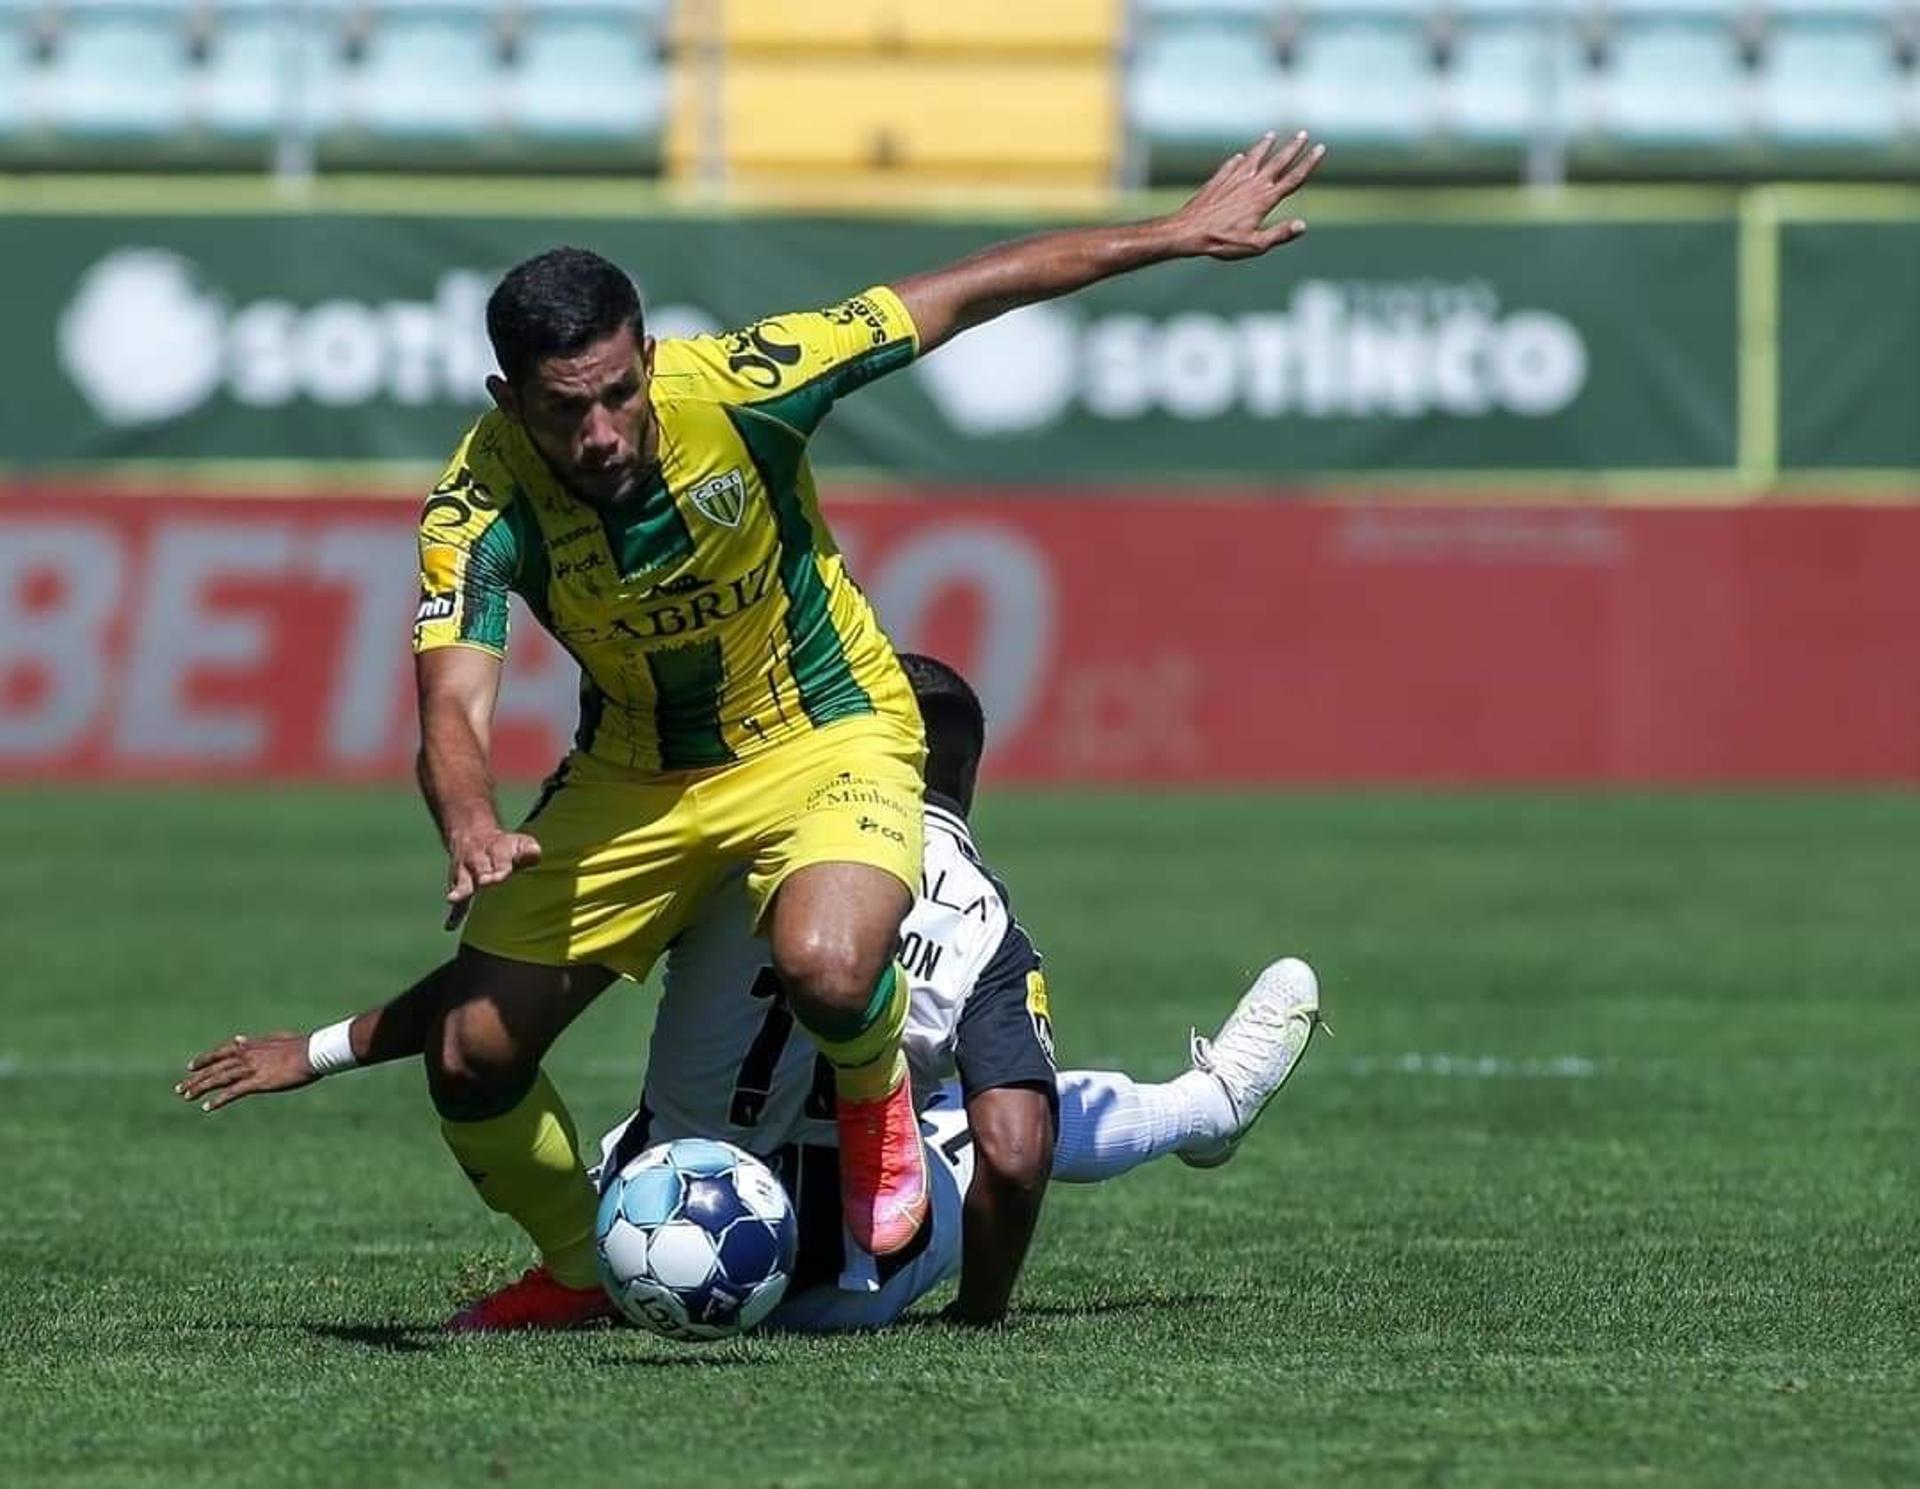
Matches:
[584,1349,764,1370]
[876,1289,1231,1334]
[300,1290,1224,1356]
[304,1322,447,1354]
[1015,1291,1228,1321]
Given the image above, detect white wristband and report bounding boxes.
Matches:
[306,1019,359,1078]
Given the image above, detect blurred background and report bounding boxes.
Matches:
[2,0,1918,785]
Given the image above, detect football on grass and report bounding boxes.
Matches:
[595,1138,798,1342]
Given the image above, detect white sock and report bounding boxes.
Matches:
[1051,1068,1238,1183]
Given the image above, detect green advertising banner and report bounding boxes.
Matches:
[1777,220,1920,473]
[0,209,1739,478]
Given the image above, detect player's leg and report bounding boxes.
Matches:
[732,715,928,1254]
[1054,956,1322,1181]
[1052,1066,1236,1181]
[431,949,620,1326]
[765,861,924,1252]
[437,753,709,1328]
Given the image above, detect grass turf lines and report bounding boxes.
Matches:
[2,788,1915,1488]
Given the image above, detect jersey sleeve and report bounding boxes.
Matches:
[663,285,920,435]
[411,473,522,657]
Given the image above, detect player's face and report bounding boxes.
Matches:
[499,325,655,507]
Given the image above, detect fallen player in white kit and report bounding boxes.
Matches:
[177,655,1323,1329]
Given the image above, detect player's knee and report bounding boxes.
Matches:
[772,928,877,1024]
[426,1004,529,1115]
[971,1091,1054,1199]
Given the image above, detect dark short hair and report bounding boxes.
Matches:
[899,652,986,808]
[486,247,645,386]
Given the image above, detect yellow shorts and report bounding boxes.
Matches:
[460,712,925,980]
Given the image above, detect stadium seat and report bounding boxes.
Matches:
[1599,0,1746,14]
[1445,19,1585,143]
[1762,0,1897,14]
[344,14,501,138]
[1598,19,1750,142]
[194,12,281,138]
[34,11,190,136]
[1292,0,1440,16]
[1134,0,1275,14]
[506,17,664,142]
[1442,0,1547,13]
[1758,19,1904,142]
[365,0,503,13]
[674,56,1115,179]
[1132,21,1284,145]
[713,0,1120,56]
[515,0,668,17]
[1286,18,1436,144]
[0,19,25,132]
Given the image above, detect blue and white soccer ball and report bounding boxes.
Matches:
[594,1138,798,1342]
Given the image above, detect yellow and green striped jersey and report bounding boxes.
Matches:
[412,287,920,773]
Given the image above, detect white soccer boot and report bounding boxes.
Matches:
[1179,956,1323,1169]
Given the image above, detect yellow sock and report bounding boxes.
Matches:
[800,961,910,1103]
[439,1068,600,1288]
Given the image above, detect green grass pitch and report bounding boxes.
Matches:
[2,788,1915,1487]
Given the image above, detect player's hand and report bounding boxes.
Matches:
[176,1033,314,1112]
[1164,130,1327,260]
[444,827,542,930]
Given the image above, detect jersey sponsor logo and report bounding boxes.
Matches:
[422,485,497,532]
[1026,969,1056,1063]
[805,771,911,816]
[688,469,747,528]
[856,813,907,846]
[415,544,462,627]
[552,548,609,581]
[606,555,776,642]
[724,322,804,389]
[822,296,893,348]
[420,543,461,593]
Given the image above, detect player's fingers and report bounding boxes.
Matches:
[202,1079,260,1113]
[1272,141,1327,199]
[1257,219,1309,251]
[1259,130,1311,183]
[179,1058,246,1100]
[185,1040,241,1072]
[511,835,542,869]
[1204,149,1245,188]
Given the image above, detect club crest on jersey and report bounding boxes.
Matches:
[688,469,747,528]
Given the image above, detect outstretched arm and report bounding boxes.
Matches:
[417,646,541,931]
[175,963,452,1112]
[890,131,1325,356]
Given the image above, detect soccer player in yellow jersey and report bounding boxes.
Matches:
[411,130,1325,1330]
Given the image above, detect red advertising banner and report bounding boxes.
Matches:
[3,489,1918,783]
